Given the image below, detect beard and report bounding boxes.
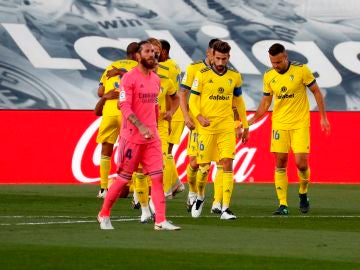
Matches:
[140,58,156,69]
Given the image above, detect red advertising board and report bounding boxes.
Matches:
[0,110,359,184]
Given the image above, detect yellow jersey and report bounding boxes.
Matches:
[263,62,315,130]
[189,66,243,134]
[159,59,183,121]
[99,59,137,116]
[157,75,177,129]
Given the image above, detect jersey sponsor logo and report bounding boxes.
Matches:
[209,94,230,100]
[119,90,126,102]
[277,93,294,99]
[138,92,157,103]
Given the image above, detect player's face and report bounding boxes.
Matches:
[138,43,156,70]
[269,52,289,74]
[212,51,229,73]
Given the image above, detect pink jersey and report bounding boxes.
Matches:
[119,67,160,144]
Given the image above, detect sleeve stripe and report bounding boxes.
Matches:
[307,79,316,88]
[190,90,200,95]
[233,87,242,97]
[263,92,271,96]
[180,84,191,90]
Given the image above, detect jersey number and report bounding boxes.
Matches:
[272,130,280,140]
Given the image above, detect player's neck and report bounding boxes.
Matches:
[138,65,152,76]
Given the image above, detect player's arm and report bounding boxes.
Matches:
[94,89,119,116]
[233,94,249,144]
[179,66,196,129]
[189,76,209,127]
[248,94,273,126]
[308,82,330,134]
[163,93,180,122]
[106,66,128,79]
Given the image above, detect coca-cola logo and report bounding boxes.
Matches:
[72,114,268,183]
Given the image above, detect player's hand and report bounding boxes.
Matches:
[162,111,173,122]
[103,89,119,100]
[185,117,195,130]
[106,66,127,79]
[241,128,249,144]
[138,124,153,140]
[197,115,210,127]
[321,118,330,135]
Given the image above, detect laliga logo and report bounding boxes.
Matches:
[72,114,268,183]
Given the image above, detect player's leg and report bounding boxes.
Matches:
[96,116,120,198]
[186,130,199,211]
[191,133,216,218]
[97,137,139,229]
[142,140,180,230]
[292,127,311,213]
[216,132,237,219]
[271,129,290,215]
[211,163,223,214]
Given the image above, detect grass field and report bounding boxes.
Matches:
[0,183,359,270]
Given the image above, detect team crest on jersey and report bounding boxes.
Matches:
[290,75,294,81]
[218,87,224,94]
[192,78,199,89]
[281,86,287,92]
[119,89,126,102]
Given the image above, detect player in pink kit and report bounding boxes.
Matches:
[97,40,181,231]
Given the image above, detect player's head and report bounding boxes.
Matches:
[159,39,171,62]
[268,43,289,74]
[136,40,157,70]
[146,37,162,62]
[206,38,221,65]
[126,42,139,61]
[211,40,231,73]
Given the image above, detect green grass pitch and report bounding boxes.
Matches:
[0,184,359,270]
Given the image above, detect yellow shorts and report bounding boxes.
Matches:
[96,115,121,144]
[157,124,169,155]
[197,132,235,163]
[270,127,310,153]
[187,130,198,157]
[168,120,185,145]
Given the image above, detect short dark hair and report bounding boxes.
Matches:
[212,40,231,54]
[160,39,171,53]
[268,43,285,56]
[208,38,221,49]
[136,40,151,53]
[126,42,138,55]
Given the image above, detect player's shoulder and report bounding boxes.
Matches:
[158,63,169,71]
[191,60,205,66]
[200,66,212,73]
[227,66,239,74]
[290,61,304,67]
[264,67,274,74]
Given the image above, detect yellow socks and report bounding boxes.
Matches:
[213,165,223,205]
[298,168,310,194]
[275,168,288,206]
[134,173,149,207]
[187,165,198,193]
[196,164,210,199]
[222,171,234,210]
[100,155,111,189]
[163,155,173,195]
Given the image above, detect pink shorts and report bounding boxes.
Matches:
[117,136,163,175]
